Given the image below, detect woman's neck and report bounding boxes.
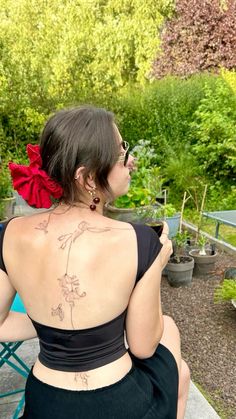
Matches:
[57,200,105,215]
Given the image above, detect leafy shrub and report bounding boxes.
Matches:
[191,78,236,183]
[153,0,236,78]
[0,107,47,159]
[214,279,236,302]
[0,0,176,161]
[0,161,13,199]
[161,146,206,209]
[221,68,236,94]
[114,139,163,208]
[112,74,218,155]
[207,183,236,211]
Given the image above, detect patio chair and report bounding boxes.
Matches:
[0,294,30,419]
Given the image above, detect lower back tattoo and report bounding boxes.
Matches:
[74,372,89,389]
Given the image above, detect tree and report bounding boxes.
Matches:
[0,0,175,157]
[0,0,174,105]
[152,0,236,78]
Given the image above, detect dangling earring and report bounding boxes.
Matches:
[88,188,100,211]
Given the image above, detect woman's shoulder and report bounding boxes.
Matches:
[129,222,158,239]
[2,211,51,238]
[102,216,133,231]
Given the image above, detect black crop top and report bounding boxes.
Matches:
[0,219,162,372]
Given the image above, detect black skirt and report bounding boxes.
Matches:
[21,344,178,419]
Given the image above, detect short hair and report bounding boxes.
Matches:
[40,106,120,203]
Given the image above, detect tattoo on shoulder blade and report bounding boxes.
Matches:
[58,221,111,250]
[35,211,53,234]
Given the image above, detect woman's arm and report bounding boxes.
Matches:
[125,222,172,358]
[0,269,37,342]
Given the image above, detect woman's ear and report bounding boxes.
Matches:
[74,167,96,190]
[74,167,85,187]
[86,173,96,190]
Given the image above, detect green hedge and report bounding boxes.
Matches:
[109,74,219,157]
[1,72,236,211]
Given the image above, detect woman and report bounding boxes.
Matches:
[0,106,190,418]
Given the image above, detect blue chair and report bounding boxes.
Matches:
[0,294,30,418]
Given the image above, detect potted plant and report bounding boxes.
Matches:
[187,183,218,276]
[105,139,181,236]
[155,203,181,238]
[0,161,15,220]
[189,234,218,277]
[135,206,164,236]
[166,230,194,287]
[105,139,164,222]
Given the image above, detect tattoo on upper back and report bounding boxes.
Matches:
[55,222,111,328]
[35,217,131,329]
[35,219,112,328]
[35,213,52,234]
[58,221,111,250]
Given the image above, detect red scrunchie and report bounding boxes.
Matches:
[9,144,63,209]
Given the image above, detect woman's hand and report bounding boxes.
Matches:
[159,222,173,270]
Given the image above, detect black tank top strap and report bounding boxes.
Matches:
[0,220,10,273]
[0,217,16,274]
[129,223,163,283]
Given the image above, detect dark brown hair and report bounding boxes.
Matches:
[40,106,120,203]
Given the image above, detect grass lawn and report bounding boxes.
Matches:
[184,210,236,247]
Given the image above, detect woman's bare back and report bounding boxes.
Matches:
[3,208,138,389]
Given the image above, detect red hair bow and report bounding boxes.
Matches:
[9,144,63,209]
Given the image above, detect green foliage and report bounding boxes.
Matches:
[1,108,47,158]
[114,139,163,208]
[191,78,236,183]
[197,235,208,255]
[0,0,172,101]
[157,203,177,217]
[114,187,151,208]
[0,0,235,212]
[172,230,189,261]
[136,203,177,221]
[197,235,208,248]
[161,147,207,209]
[0,161,13,199]
[207,183,236,211]
[214,279,236,302]
[221,68,236,93]
[0,0,176,160]
[174,231,189,250]
[112,74,219,156]
[0,201,5,221]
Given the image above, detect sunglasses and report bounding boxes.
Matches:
[118,140,130,166]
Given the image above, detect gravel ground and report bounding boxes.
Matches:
[161,250,236,419]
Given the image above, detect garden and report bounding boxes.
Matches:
[0,0,236,417]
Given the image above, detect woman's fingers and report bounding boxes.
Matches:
[159,221,169,244]
[159,222,173,269]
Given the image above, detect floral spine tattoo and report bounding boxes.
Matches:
[55,222,111,329]
[35,216,129,328]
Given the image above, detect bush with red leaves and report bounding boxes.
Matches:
[152,0,236,78]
